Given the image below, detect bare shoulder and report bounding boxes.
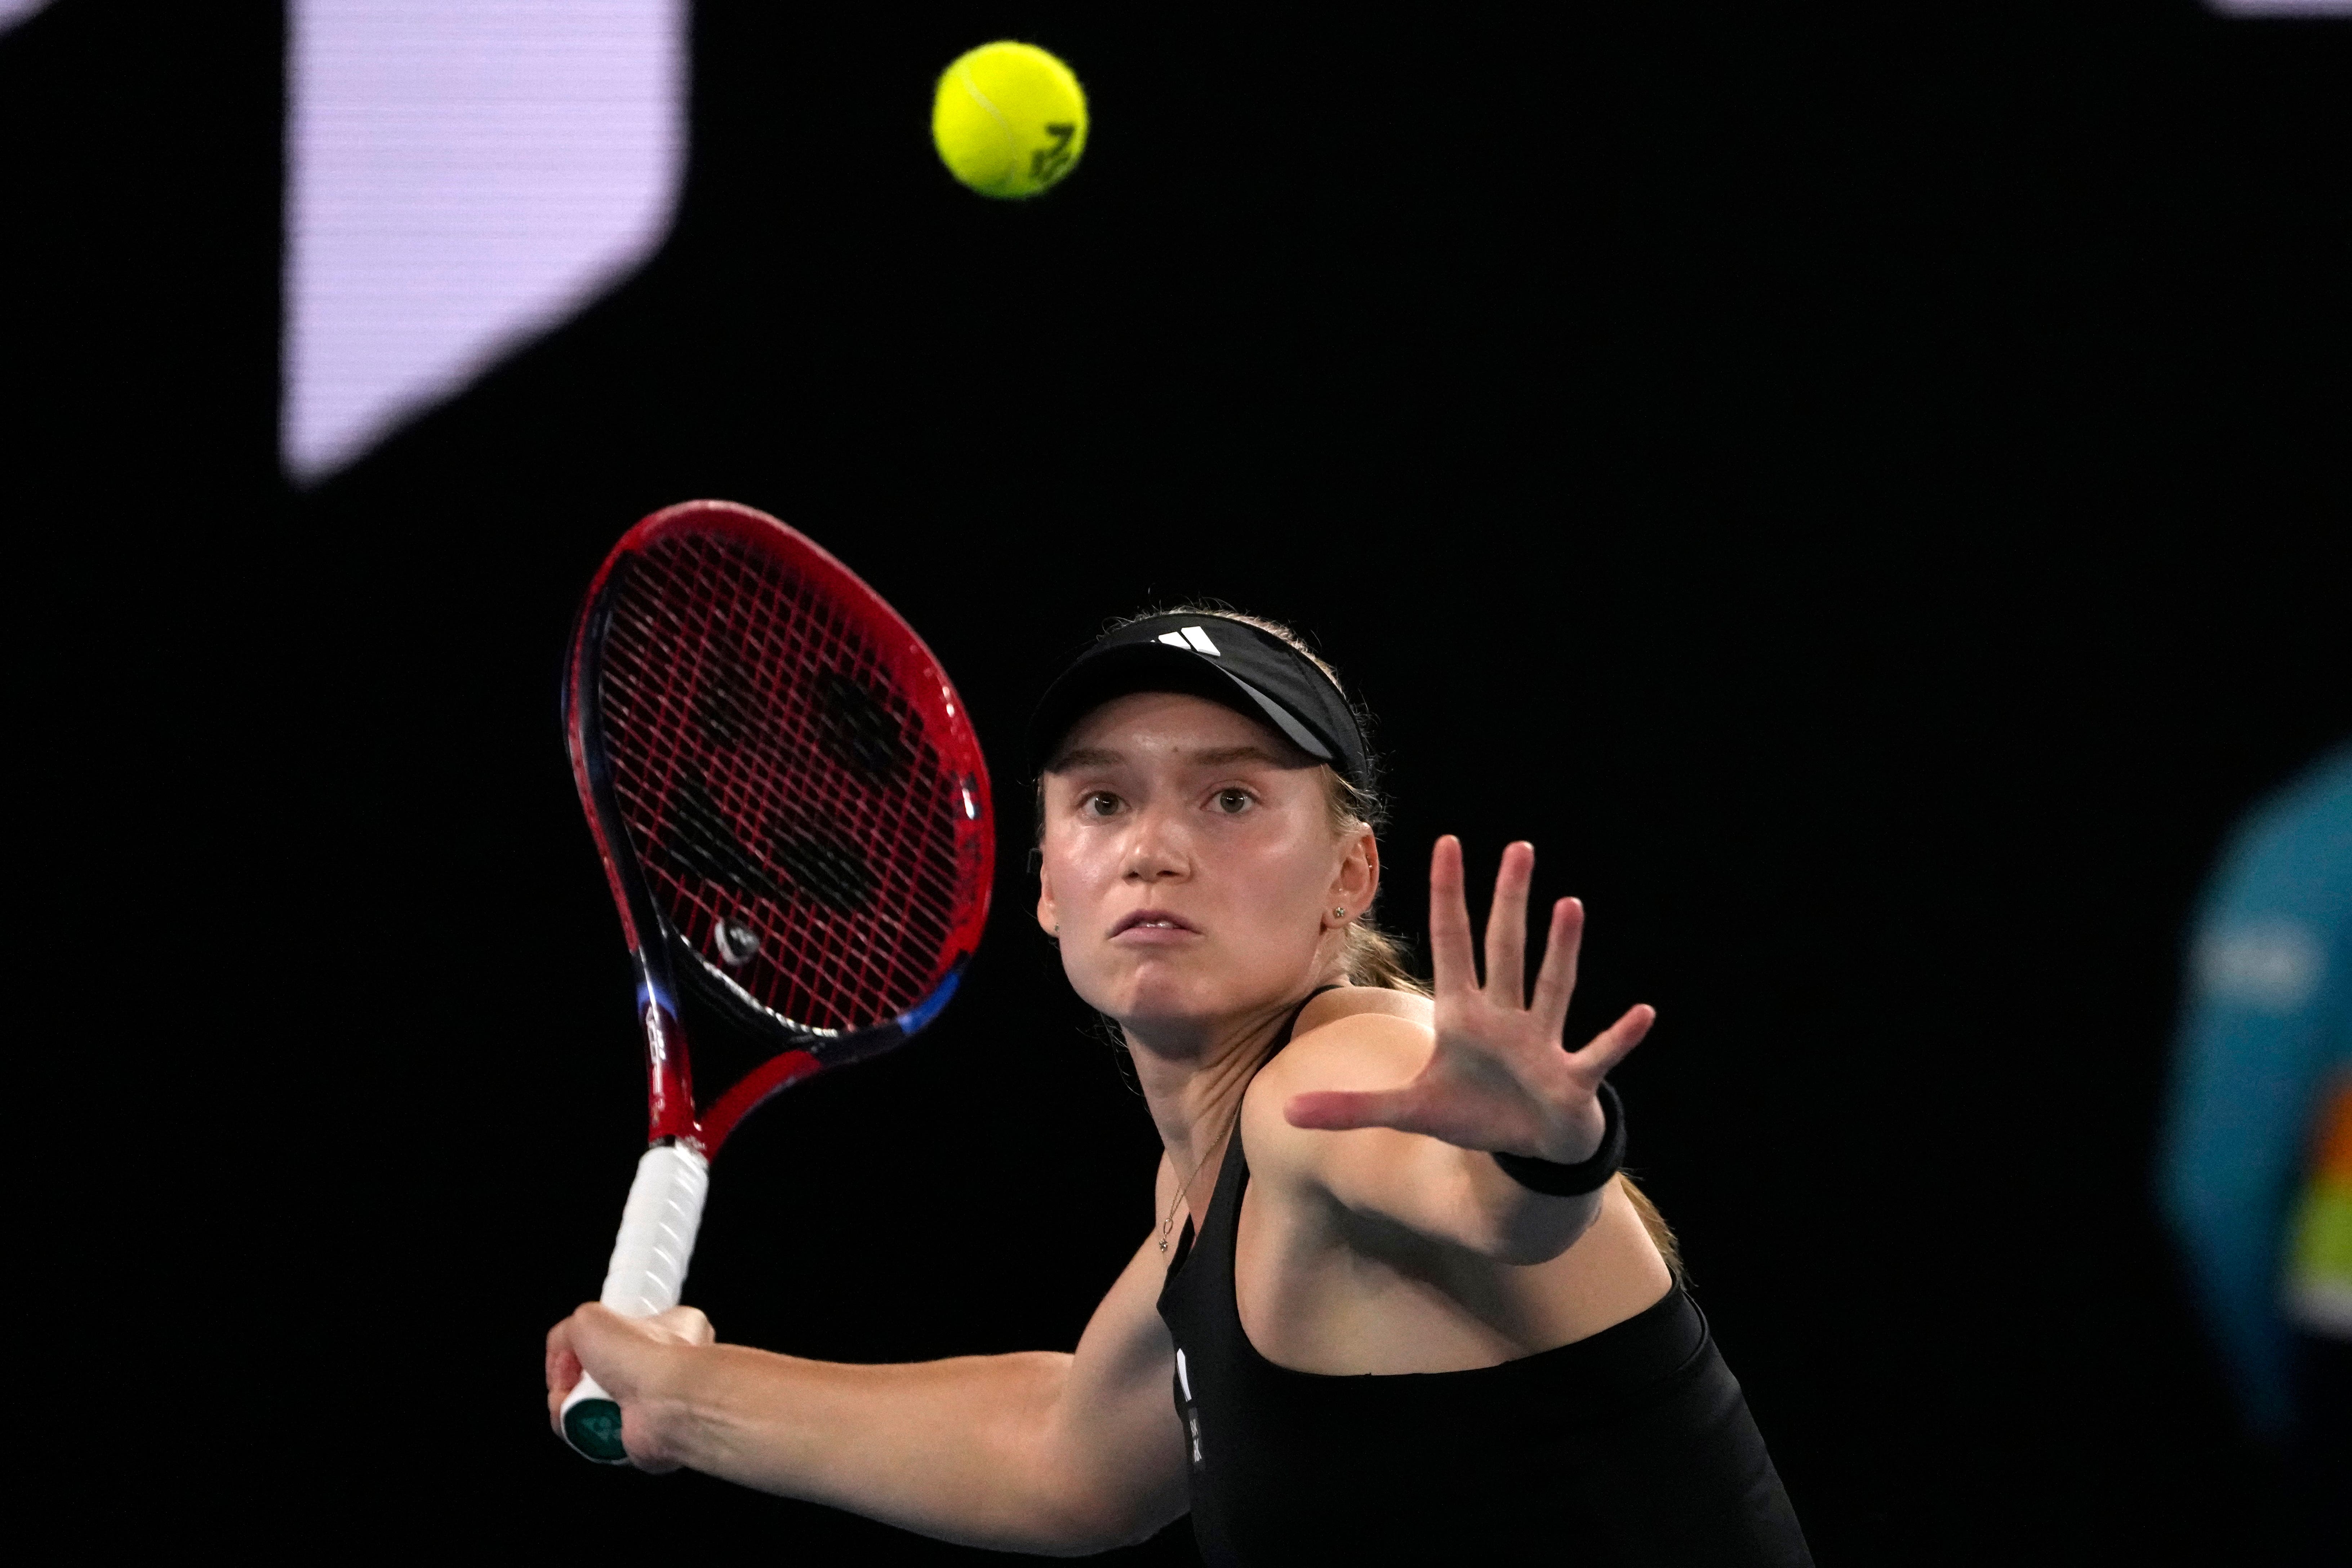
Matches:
[1250,986,1433,1102]
[1305,983,1433,1031]
[1242,989,1437,1204]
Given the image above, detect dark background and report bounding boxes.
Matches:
[13,1,2348,1560]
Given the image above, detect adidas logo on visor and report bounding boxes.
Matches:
[1156,626,1222,656]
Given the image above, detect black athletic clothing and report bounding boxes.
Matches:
[1155,1001,1814,1565]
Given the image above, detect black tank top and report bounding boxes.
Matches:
[1155,995,1814,1566]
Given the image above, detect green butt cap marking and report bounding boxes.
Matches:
[564,1398,630,1464]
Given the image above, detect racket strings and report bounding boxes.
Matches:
[598,533,967,1037]
[607,589,955,1026]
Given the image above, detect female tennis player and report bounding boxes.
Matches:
[547,610,1813,1564]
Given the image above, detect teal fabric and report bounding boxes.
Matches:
[2160,743,2352,1436]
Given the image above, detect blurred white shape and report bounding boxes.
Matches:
[286,0,684,481]
[0,0,54,32]
[2289,1274,2352,1334]
[2194,920,2326,1014]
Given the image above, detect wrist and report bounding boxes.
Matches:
[1534,1095,1608,1165]
[1493,1081,1624,1198]
[633,1340,716,1466]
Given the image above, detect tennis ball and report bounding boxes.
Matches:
[932,41,1088,199]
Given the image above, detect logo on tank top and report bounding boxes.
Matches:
[1175,1347,1204,1466]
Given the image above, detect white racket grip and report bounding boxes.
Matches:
[559,1143,710,1461]
[598,1142,711,1314]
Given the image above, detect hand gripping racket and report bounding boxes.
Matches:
[557,500,993,1462]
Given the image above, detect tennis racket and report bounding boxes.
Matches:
[556,499,994,1462]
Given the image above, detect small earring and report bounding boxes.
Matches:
[1332,907,1347,920]
[1053,923,1061,933]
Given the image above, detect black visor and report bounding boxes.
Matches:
[1027,614,1371,789]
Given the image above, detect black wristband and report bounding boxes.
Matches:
[1491,1081,1624,1197]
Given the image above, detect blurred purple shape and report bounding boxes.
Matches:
[285,0,685,481]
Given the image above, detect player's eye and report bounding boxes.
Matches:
[1212,787,1253,815]
[1081,790,1122,817]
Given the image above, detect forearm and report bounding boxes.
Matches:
[1393,1140,1605,1262]
[650,1345,1123,1554]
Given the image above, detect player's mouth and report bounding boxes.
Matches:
[1110,909,1200,941]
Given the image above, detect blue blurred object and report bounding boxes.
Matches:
[2160,743,2352,1438]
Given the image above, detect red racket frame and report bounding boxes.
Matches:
[562,500,994,1157]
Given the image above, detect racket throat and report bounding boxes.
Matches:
[635,971,700,1147]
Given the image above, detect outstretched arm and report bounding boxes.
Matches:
[546,1223,1189,1556]
[1263,836,1654,1262]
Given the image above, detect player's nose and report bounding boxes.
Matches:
[1121,804,1191,880]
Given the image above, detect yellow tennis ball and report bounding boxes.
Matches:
[932,41,1088,199]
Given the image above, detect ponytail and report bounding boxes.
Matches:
[1339,920,1428,995]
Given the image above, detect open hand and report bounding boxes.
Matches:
[1284,836,1652,1164]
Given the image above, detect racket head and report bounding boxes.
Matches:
[564,501,994,1149]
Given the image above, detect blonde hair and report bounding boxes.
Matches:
[1052,605,1681,1274]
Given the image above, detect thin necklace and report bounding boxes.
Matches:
[1159,1098,1246,1256]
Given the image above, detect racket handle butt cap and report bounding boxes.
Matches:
[560,1376,630,1463]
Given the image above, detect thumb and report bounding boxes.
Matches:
[1284,1086,1420,1132]
[567,1303,640,1396]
